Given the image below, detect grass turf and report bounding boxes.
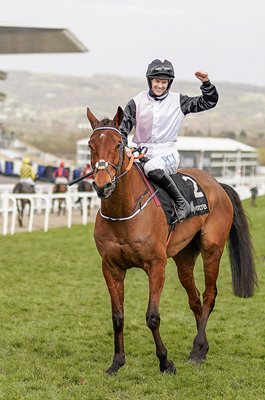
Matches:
[0,197,264,399]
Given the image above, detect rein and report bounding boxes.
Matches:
[69,124,153,222]
[91,125,153,221]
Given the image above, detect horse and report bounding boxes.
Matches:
[75,180,93,215]
[52,183,67,215]
[13,182,35,227]
[86,106,257,375]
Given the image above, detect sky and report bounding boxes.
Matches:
[1,0,265,87]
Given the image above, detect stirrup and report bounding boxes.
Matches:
[170,202,190,224]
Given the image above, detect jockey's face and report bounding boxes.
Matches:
[151,79,169,96]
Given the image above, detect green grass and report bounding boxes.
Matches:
[0,197,265,400]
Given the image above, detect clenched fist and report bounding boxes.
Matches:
[195,71,209,82]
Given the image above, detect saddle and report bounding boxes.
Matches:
[136,164,209,224]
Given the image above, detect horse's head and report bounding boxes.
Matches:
[87,106,125,199]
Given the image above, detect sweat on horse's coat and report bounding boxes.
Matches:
[86,106,257,376]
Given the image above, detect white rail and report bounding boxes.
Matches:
[0,191,98,235]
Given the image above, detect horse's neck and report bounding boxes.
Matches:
[101,164,145,217]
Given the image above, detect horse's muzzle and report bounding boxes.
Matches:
[93,182,115,199]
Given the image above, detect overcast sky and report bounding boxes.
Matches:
[1,0,265,86]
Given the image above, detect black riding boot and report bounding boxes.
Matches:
[148,169,191,222]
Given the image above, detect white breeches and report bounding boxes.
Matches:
[20,177,35,186]
[55,177,68,184]
[140,142,180,176]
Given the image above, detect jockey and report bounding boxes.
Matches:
[19,157,36,187]
[53,161,69,186]
[120,58,219,222]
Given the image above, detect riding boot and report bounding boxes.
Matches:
[148,169,191,222]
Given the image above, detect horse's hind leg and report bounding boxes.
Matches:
[102,261,126,375]
[173,240,202,330]
[187,223,227,364]
[187,240,222,363]
[146,261,176,374]
[173,242,210,363]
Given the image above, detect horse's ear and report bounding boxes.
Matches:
[113,106,124,128]
[87,107,99,129]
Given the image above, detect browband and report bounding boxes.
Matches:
[93,126,121,135]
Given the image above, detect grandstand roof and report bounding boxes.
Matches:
[77,136,257,153]
[176,136,256,152]
[0,25,88,54]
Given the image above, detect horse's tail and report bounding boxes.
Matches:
[220,183,258,298]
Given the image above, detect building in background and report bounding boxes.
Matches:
[76,136,258,179]
[177,136,257,178]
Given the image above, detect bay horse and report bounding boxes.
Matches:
[75,180,93,215]
[86,106,257,375]
[13,182,35,227]
[52,183,67,215]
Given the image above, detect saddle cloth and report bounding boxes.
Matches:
[136,165,209,224]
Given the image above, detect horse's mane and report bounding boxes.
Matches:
[99,118,116,127]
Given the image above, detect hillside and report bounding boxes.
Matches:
[0,71,265,157]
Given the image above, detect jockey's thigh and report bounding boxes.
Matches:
[20,177,35,186]
[144,144,180,176]
[55,177,68,184]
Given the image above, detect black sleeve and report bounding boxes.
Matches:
[119,99,136,144]
[180,81,219,116]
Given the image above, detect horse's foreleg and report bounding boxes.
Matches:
[17,200,23,228]
[146,263,176,374]
[102,262,126,375]
[87,199,91,216]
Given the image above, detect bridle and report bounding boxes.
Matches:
[87,125,160,222]
[68,126,146,188]
[90,126,136,188]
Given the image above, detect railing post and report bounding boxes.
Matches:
[67,195,72,228]
[2,192,9,235]
[28,198,34,232]
[82,196,88,225]
[10,197,17,235]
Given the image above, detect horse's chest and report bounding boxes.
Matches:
[95,234,158,269]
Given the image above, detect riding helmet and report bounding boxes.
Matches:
[146,59,175,89]
[23,157,30,164]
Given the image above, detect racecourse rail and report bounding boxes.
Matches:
[0,184,99,235]
[0,176,264,235]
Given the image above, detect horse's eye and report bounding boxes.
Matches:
[115,143,121,150]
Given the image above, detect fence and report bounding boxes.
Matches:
[0,190,98,235]
[1,176,264,235]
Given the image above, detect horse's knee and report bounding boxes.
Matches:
[112,312,124,332]
[146,311,160,330]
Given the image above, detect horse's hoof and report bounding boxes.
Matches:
[105,362,124,375]
[189,356,203,365]
[160,360,177,375]
[188,351,206,365]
